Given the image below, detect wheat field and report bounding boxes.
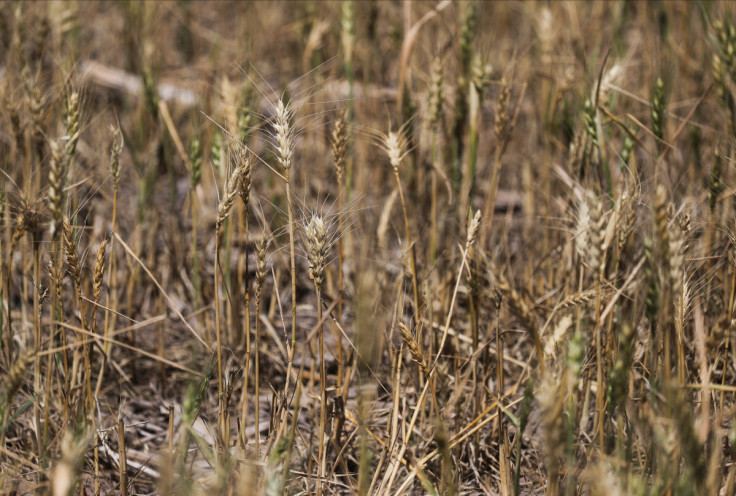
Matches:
[1,1,736,495]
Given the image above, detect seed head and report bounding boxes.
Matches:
[63,217,81,287]
[428,58,444,127]
[467,209,481,247]
[64,90,80,163]
[617,185,638,253]
[93,236,109,303]
[274,98,295,172]
[48,140,65,238]
[110,125,123,189]
[470,54,491,96]
[189,137,202,188]
[495,78,510,140]
[669,218,685,299]
[255,238,270,303]
[237,83,254,144]
[398,321,428,375]
[215,161,244,247]
[654,184,670,264]
[382,130,408,173]
[237,148,252,208]
[6,349,34,401]
[587,191,605,274]
[331,110,348,180]
[652,77,666,147]
[9,213,26,259]
[305,215,331,289]
[575,190,604,274]
[211,131,223,178]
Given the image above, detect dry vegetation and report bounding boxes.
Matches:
[3,1,736,494]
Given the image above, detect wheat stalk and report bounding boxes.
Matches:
[380,127,421,321]
[47,141,65,238]
[273,97,300,388]
[214,157,245,443]
[253,238,270,454]
[63,217,95,414]
[95,126,124,406]
[305,213,332,495]
[331,110,348,392]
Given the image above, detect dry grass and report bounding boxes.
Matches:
[2,1,736,495]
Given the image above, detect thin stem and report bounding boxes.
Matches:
[43,237,62,472]
[32,240,42,459]
[394,170,421,322]
[286,170,297,373]
[192,190,200,315]
[316,285,326,496]
[118,419,128,496]
[254,288,261,457]
[240,215,252,450]
[336,180,344,393]
[594,274,604,449]
[480,146,503,251]
[215,237,224,446]
[95,185,118,399]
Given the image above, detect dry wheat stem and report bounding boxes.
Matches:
[273,97,300,399]
[383,129,421,322]
[96,126,123,401]
[214,159,245,442]
[63,217,94,414]
[305,213,330,495]
[331,111,347,392]
[255,239,269,454]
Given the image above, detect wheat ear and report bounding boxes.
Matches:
[274,97,299,383]
[306,214,330,495]
[382,128,421,321]
[331,110,348,391]
[214,159,244,443]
